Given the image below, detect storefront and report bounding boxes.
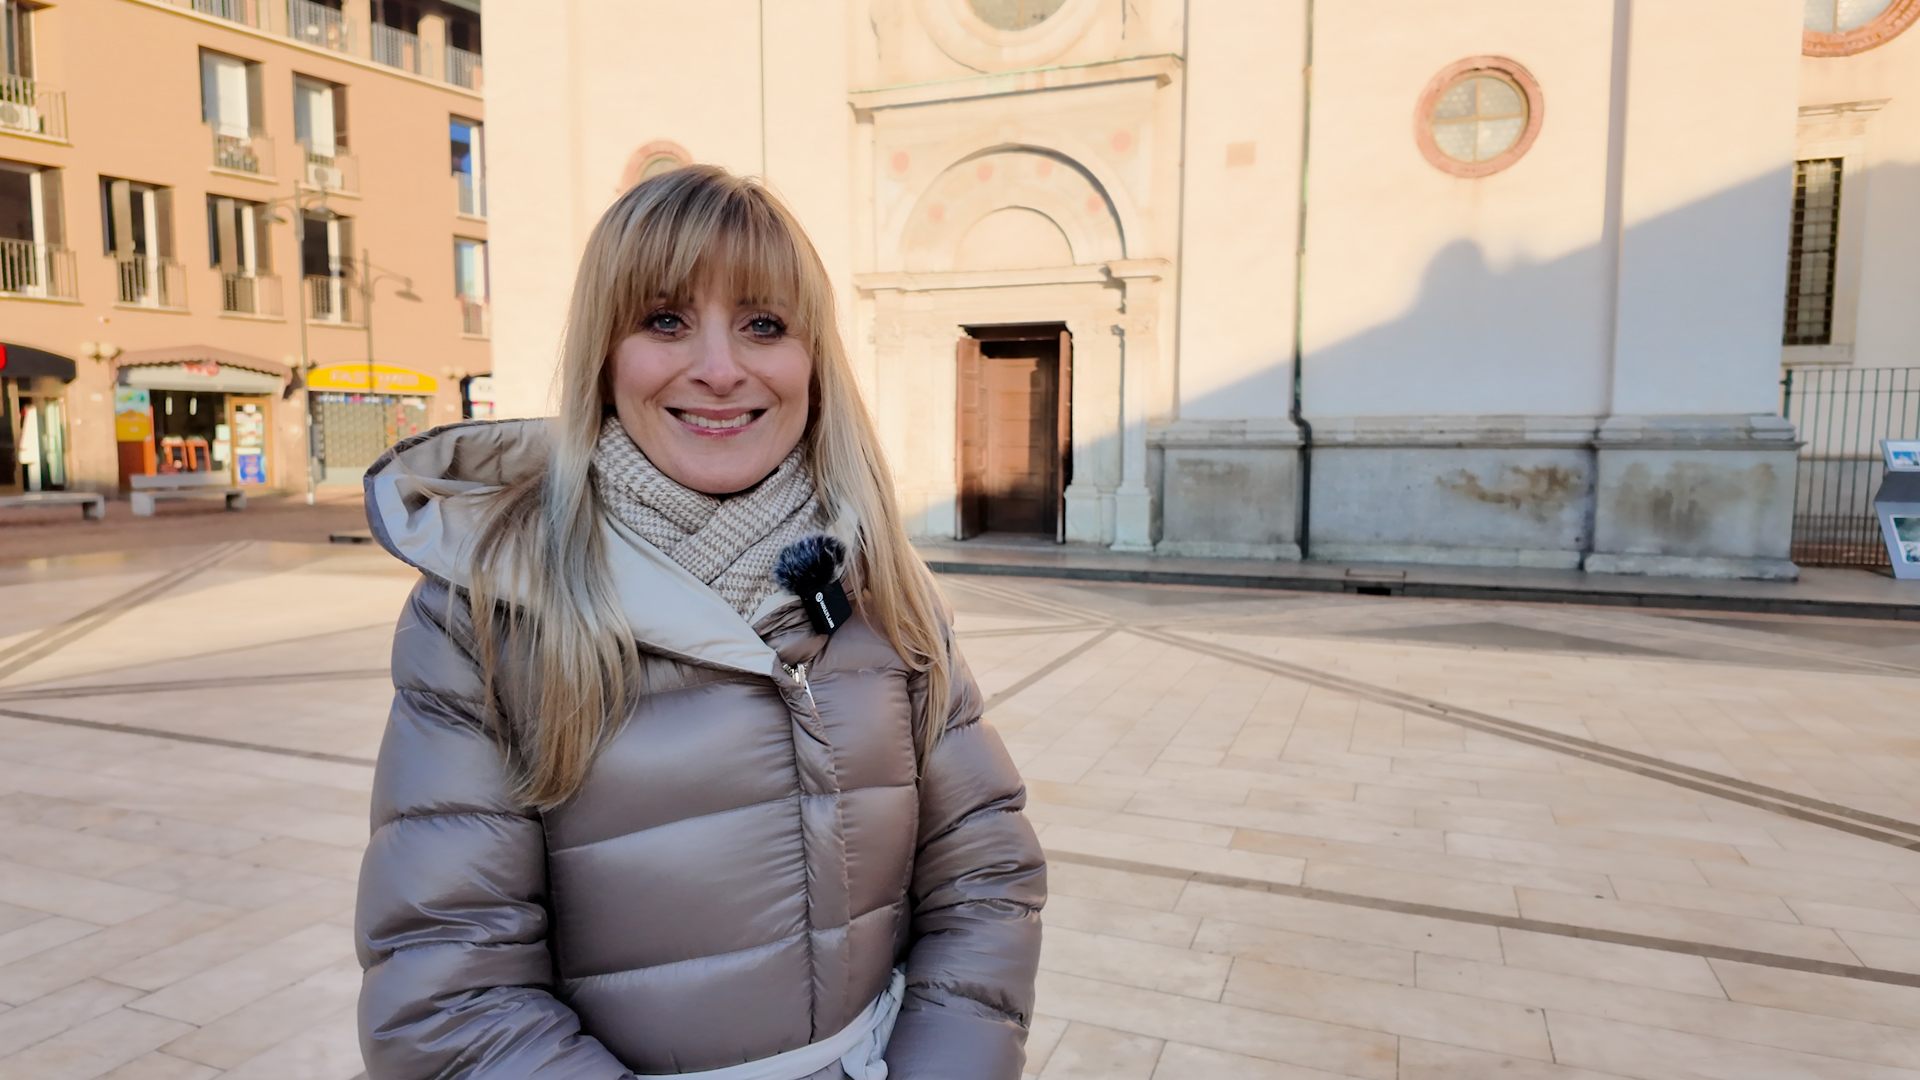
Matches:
[306,363,438,484]
[0,343,78,493]
[112,347,291,491]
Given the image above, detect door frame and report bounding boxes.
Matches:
[954,322,1072,542]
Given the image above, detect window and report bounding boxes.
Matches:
[1804,0,1920,55]
[302,209,352,321]
[199,50,262,139]
[295,76,351,190]
[968,0,1067,31]
[1783,159,1843,346]
[618,140,692,192]
[371,0,421,72]
[0,158,68,298]
[451,116,484,216]
[445,7,481,87]
[3,0,34,79]
[455,237,487,336]
[206,196,270,272]
[1415,57,1544,179]
[101,177,181,307]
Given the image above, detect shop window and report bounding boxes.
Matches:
[1804,0,1920,55]
[451,116,484,216]
[1784,159,1843,346]
[1415,57,1544,179]
[969,0,1067,31]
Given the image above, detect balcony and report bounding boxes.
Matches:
[455,171,484,217]
[222,272,283,317]
[306,274,355,324]
[183,0,268,28]
[460,298,489,338]
[446,46,482,90]
[211,127,275,177]
[300,145,359,194]
[0,75,67,141]
[371,24,421,73]
[286,0,352,54]
[116,256,188,310]
[0,239,78,300]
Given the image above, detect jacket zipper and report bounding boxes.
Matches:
[783,662,818,712]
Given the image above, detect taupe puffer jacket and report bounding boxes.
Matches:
[356,421,1046,1079]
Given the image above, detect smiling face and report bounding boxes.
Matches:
[607,277,813,495]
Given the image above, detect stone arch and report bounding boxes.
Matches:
[898,147,1124,273]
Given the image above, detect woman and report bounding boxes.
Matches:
[356,165,1045,1080]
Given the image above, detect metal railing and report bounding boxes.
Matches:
[186,0,269,28]
[211,127,274,176]
[222,272,283,317]
[300,146,359,194]
[446,46,482,90]
[456,171,483,216]
[116,256,188,310]
[306,274,354,323]
[286,0,351,53]
[460,298,489,337]
[0,75,67,140]
[0,240,78,300]
[1781,365,1920,567]
[372,24,421,72]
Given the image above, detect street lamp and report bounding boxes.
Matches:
[257,193,336,506]
[357,250,422,449]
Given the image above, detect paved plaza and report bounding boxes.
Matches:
[2,540,1920,1078]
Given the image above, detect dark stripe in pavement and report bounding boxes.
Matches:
[0,668,390,703]
[0,705,377,767]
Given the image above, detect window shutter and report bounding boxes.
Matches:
[336,217,355,279]
[333,85,349,152]
[214,196,238,272]
[154,187,175,260]
[108,178,134,257]
[36,167,61,247]
[247,63,265,136]
[252,204,271,271]
[200,51,218,125]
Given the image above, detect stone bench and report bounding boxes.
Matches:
[0,491,107,521]
[130,473,247,516]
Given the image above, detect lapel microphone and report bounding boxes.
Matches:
[775,534,853,636]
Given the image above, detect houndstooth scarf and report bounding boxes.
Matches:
[590,414,824,619]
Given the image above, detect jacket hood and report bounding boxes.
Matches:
[363,418,783,679]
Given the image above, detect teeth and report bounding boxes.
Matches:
[673,410,756,430]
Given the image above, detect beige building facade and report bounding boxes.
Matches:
[485,0,1920,578]
[0,0,490,498]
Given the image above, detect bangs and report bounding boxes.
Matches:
[605,170,820,337]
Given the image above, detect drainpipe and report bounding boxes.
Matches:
[1288,0,1316,559]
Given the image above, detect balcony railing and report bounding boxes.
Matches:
[286,0,352,53]
[117,256,188,310]
[460,298,489,337]
[456,171,484,216]
[306,274,354,323]
[186,0,268,29]
[0,75,67,141]
[371,24,421,73]
[300,145,359,193]
[211,127,275,176]
[446,46,482,90]
[222,272,283,317]
[0,240,78,300]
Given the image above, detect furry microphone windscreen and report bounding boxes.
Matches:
[775,534,853,635]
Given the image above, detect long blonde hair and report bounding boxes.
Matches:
[467,165,952,809]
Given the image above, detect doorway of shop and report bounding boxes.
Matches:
[313,392,427,484]
[955,323,1071,541]
[2,377,67,492]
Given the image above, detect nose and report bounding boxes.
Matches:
[686,320,748,396]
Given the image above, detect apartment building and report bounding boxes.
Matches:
[487,0,1920,578]
[0,0,490,497]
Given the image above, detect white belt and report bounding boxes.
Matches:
[633,968,906,1080]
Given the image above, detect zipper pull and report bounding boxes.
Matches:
[783,662,819,712]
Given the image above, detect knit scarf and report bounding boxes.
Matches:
[590,415,824,619]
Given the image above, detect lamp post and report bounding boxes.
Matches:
[257,191,335,505]
[357,250,422,448]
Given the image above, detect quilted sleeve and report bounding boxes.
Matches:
[355,578,634,1080]
[886,634,1047,1080]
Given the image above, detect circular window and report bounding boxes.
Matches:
[1803,0,1920,55]
[617,141,693,192]
[1414,58,1544,178]
[968,0,1067,31]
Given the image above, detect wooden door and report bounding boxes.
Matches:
[983,354,1057,535]
[955,336,987,539]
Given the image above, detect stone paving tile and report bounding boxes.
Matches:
[5,546,1920,1077]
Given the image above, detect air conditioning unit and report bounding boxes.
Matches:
[306,161,343,190]
[0,101,40,134]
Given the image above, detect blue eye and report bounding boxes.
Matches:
[646,311,685,333]
[747,316,786,338]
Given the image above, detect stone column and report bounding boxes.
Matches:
[1108,261,1165,552]
[417,12,447,81]
[341,0,371,59]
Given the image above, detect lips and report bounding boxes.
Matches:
[670,408,763,432]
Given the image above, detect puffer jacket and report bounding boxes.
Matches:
[355,420,1046,1080]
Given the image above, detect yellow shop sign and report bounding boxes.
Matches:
[307,364,439,394]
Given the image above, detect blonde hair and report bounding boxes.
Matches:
[466,165,952,809]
